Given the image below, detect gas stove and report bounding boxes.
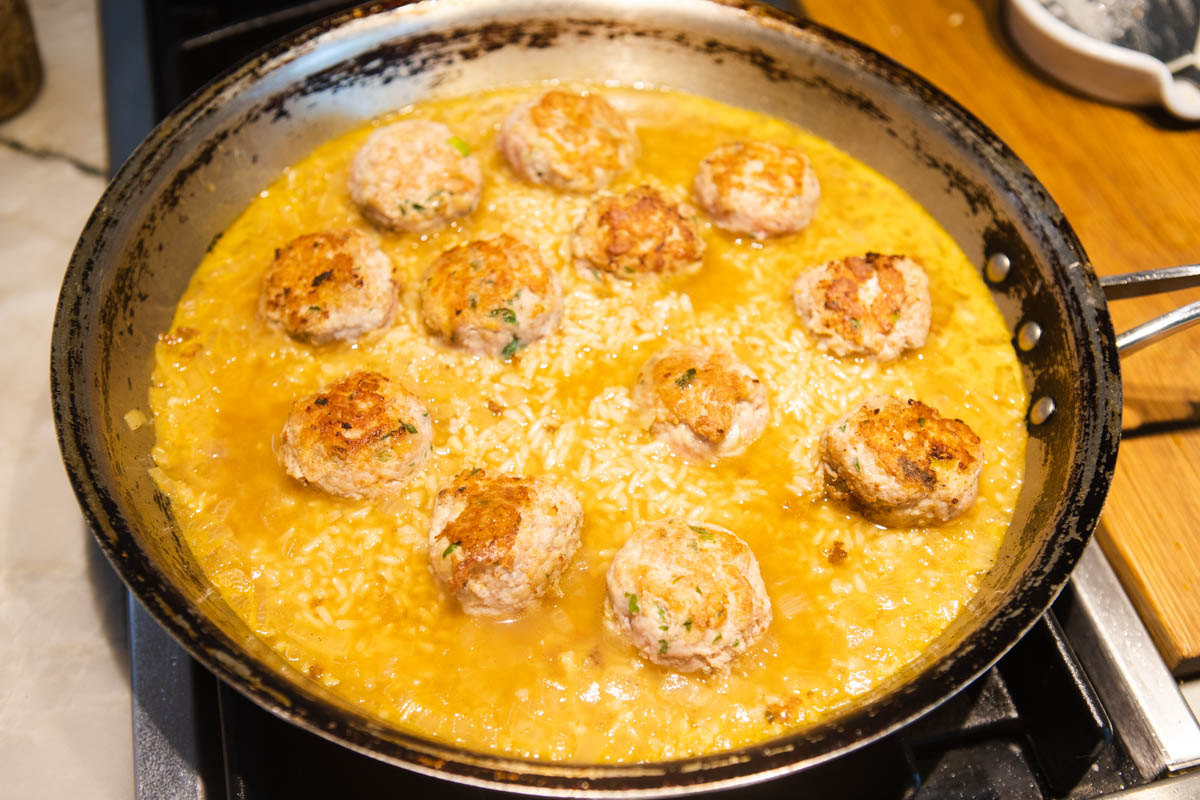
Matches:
[99,1,1200,797]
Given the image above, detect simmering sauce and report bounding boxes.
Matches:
[148,84,1027,761]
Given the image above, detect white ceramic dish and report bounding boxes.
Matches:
[1007,0,1200,120]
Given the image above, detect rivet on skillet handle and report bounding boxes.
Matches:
[1099,264,1200,356]
[986,252,1012,283]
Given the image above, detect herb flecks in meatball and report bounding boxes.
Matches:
[634,343,769,462]
[277,371,432,499]
[429,470,583,617]
[498,88,638,193]
[420,234,563,359]
[573,184,706,279]
[820,396,983,527]
[605,518,772,673]
[793,252,931,361]
[694,140,820,238]
[258,229,397,344]
[349,119,482,233]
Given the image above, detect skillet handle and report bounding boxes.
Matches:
[1099,265,1200,356]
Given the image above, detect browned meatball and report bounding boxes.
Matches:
[498,88,638,193]
[349,119,482,233]
[633,343,769,462]
[605,518,772,673]
[277,371,432,499]
[693,140,820,238]
[572,185,706,279]
[792,253,931,361]
[419,234,563,359]
[258,229,397,344]
[820,396,983,527]
[428,470,583,617]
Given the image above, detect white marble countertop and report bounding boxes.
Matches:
[0,0,132,797]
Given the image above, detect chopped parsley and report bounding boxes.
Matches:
[849,317,861,330]
[442,542,460,558]
[839,421,847,432]
[658,639,669,655]
[683,618,693,632]
[402,422,419,435]
[689,525,715,541]
[675,368,697,388]
[469,296,478,310]
[732,639,740,647]
[411,202,426,212]
[500,335,520,361]
[918,417,927,427]
[376,450,392,462]
[626,592,640,615]
[713,634,723,643]
[448,135,471,157]
[308,305,322,312]
[490,307,518,325]
[656,604,667,622]
[853,457,861,473]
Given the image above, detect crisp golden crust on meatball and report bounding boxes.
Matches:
[605,518,772,673]
[498,89,638,193]
[429,470,583,617]
[633,343,769,462]
[258,230,397,344]
[349,119,482,233]
[419,234,563,359]
[820,396,983,527]
[573,185,706,279]
[693,140,820,238]
[277,371,432,499]
[792,253,931,361]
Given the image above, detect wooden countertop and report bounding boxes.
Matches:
[802,0,1200,674]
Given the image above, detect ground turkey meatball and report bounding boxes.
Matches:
[349,119,482,233]
[633,343,769,462]
[429,470,583,617]
[498,88,638,193]
[277,371,432,500]
[419,234,563,359]
[792,253,931,361]
[258,229,397,344]
[820,396,983,527]
[605,518,772,673]
[693,140,820,238]
[573,184,706,279]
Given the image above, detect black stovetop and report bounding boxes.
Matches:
[100,2,1157,797]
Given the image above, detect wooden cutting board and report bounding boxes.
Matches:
[802,0,1200,675]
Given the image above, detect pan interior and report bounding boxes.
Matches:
[52,0,1118,792]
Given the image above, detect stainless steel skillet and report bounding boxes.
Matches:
[50,0,1199,794]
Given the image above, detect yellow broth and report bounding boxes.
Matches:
[148,84,1027,761]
